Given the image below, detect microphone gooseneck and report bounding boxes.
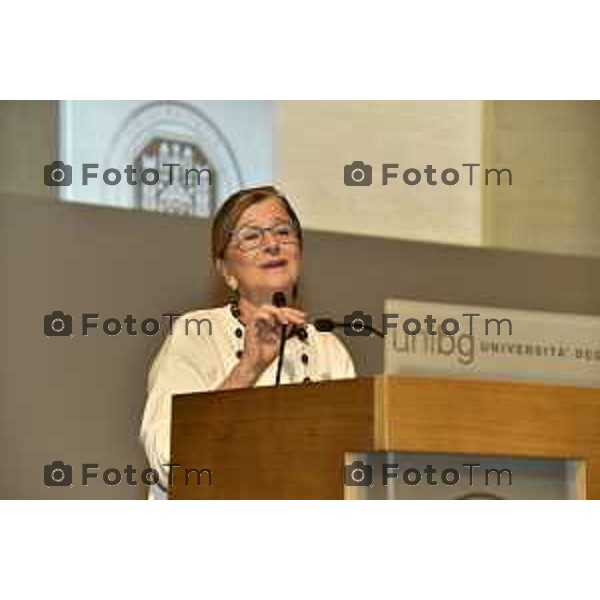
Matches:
[313,317,384,338]
[273,292,287,386]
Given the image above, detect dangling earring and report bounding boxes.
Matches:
[226,277,241,319]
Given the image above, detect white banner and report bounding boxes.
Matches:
[383,298,600,388]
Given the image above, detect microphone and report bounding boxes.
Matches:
[313,317,384,338]
[273,291,286,308]
[273,292,287,386]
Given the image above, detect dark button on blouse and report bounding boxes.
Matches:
[235,328,243,338]
[301,353,309,365]
[235,349,243,359]
[303,376,311,383]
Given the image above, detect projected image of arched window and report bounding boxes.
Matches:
[57,100,273,217]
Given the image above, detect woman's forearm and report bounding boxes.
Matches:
[217,359,262,390]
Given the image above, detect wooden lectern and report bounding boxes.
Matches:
[169,376,600,499]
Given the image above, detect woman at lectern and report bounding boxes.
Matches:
[140,185,355,498]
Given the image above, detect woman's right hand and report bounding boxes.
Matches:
[239,304,306,380]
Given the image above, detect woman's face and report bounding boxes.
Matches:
[221,196,301,303]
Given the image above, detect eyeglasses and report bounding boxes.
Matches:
[231,221,299,252]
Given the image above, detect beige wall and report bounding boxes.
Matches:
[2,100,600,258]
[0,101,57,199]
[483,100,600,257]
[275,100,483,246]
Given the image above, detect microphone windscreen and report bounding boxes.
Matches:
[272,291,287,308]
[314,318,335,332]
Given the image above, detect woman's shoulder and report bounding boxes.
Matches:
[306,323,350,353]
[159,305,234,346]
[304,324,356,378]
[148,305,231,387]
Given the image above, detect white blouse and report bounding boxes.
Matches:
[139,304,356,498]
